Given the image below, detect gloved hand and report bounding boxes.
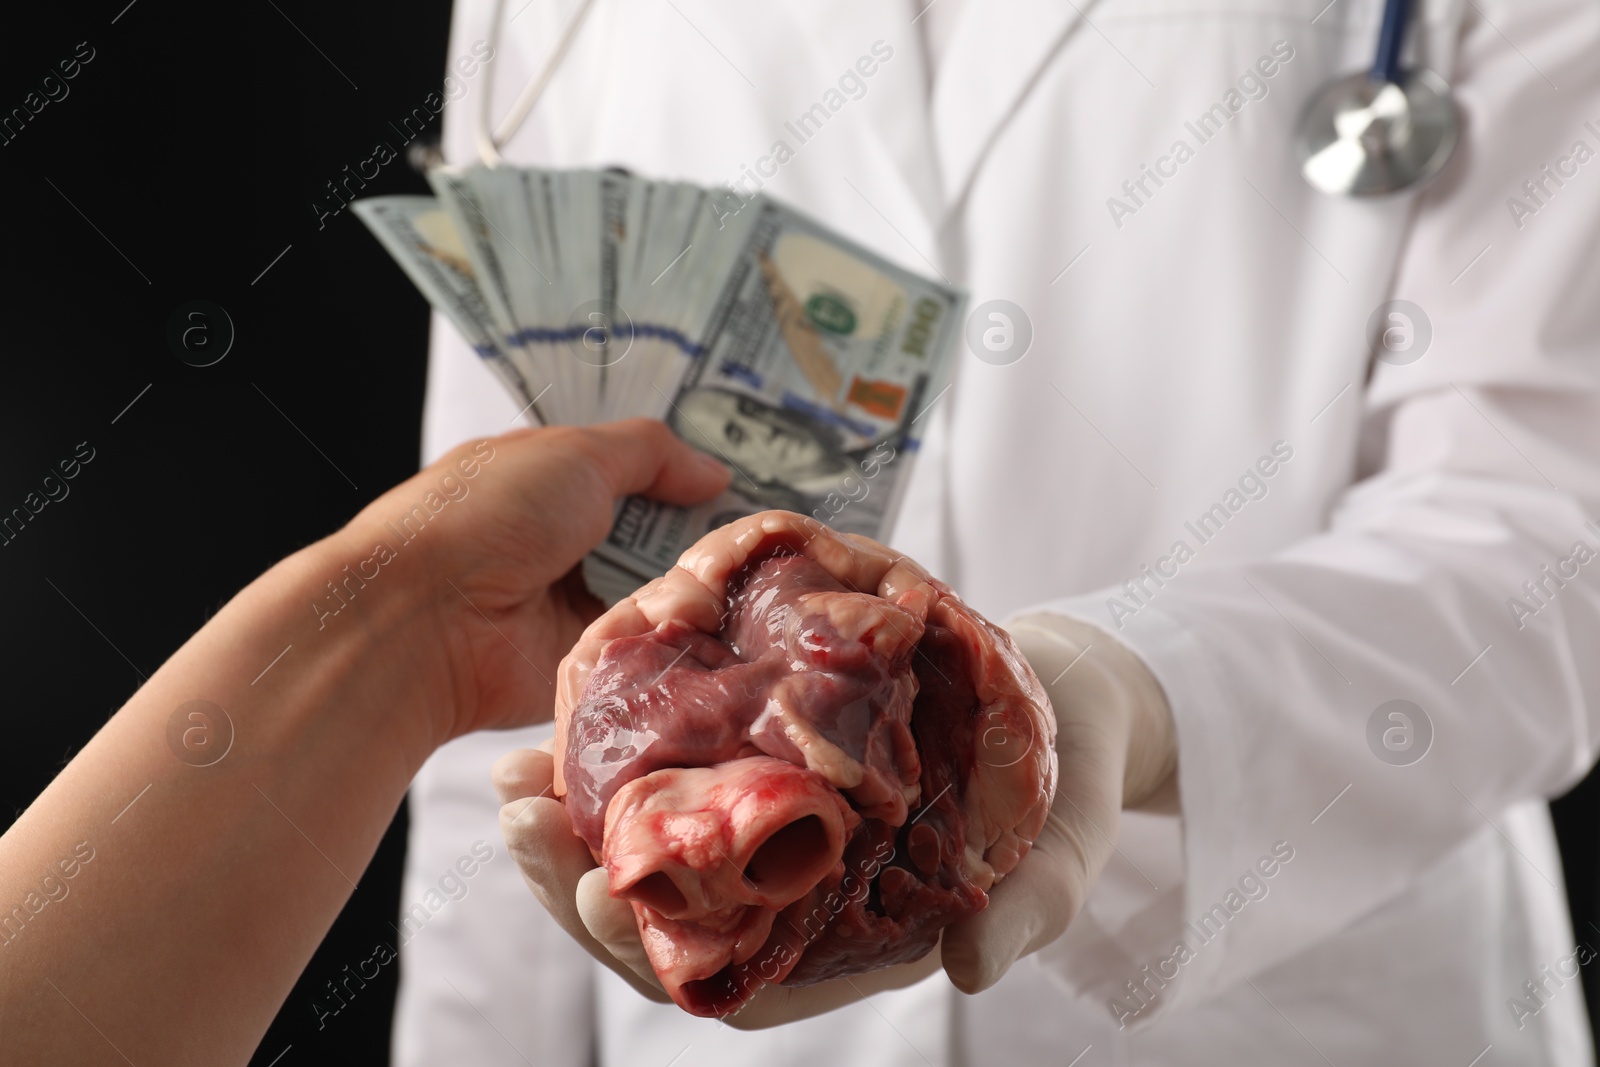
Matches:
[495,609,1175,1022]
[938,612,1177,993]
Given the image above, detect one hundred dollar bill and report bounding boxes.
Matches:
[356,169,966,603]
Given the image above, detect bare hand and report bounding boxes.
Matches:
[344,419,730,742]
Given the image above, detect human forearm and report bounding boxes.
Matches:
[0,421,732,1063]
[0,522,441,1065]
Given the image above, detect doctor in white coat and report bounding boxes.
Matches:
[394,1,1600,1064]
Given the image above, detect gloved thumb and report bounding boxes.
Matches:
[576,866,666,993]
[939,805,1106,992]
[940,615,1161,993]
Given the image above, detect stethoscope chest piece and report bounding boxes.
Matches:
[1296,67,1458,197]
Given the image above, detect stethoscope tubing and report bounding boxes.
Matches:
[1371,0,1413,84]
[476,0,599,167]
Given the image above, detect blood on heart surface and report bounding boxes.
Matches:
[551,511,1056,1017]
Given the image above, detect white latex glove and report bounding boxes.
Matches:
[494,611,1174,1023]
[938,612,1177,993]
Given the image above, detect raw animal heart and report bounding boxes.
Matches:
[553,511,1055,1016]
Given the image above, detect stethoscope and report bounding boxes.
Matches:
[1295,0,1458,196]
[477,0,1457,199]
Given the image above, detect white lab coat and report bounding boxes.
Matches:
[392,1,1600,1063]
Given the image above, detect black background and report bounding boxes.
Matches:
[2,1,451,1063]
[4,2,1600,1063]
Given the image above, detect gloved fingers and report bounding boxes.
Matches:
[496,760,670,1005]
[497,786,592,920]
[492,746,556,805]
[939,806,1103,992]
[576,867,670,998]
[719,946,942,1030]
[941,727,1122,994]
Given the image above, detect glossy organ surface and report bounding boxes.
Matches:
[553,512,1055,1016]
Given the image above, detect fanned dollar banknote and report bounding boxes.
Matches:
[354,167,965,603]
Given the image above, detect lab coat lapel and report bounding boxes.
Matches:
[931,0,1089,213]
[779,0,944,232]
